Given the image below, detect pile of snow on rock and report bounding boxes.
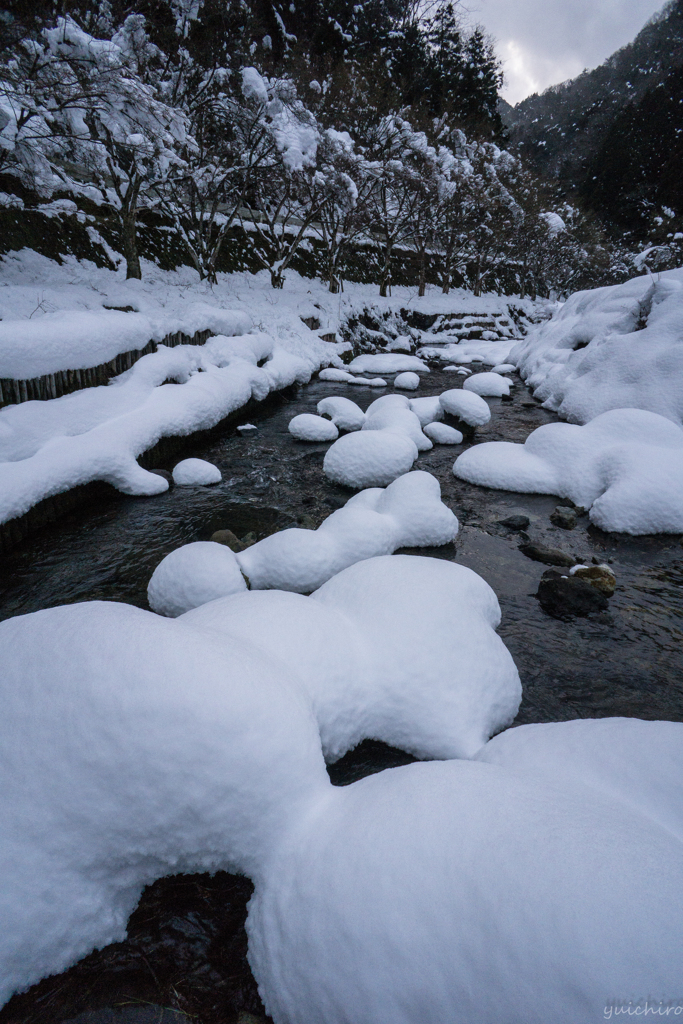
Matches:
[148,471,458,610]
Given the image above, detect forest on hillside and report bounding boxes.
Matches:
[0,0,632,299]
[505,0,683,270]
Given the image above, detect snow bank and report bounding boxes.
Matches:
[250,749,683,1024]
[439,389,491,426]
[172,457,221,485]
[317,396,365,432]
[510,269,683,426]
[0,334,324,525]
[150,472,458,608]
[288,413,339,441]
[463,371,510,397]
[0,600,328,1005]
[453,408,683,534]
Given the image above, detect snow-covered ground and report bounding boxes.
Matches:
[0,250,538,528]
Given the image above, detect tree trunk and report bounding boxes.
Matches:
[270,268,285,289]
[379,245,392,297]
[418,255,426,297]
[121,205,141,280]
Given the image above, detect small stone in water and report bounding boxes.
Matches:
[211,529,247,552]
[519,542,577,567]
[498,514,530,531]
[550,506,577,530]
[237,423,257,433]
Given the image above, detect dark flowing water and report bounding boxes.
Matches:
[2,366,682,1024]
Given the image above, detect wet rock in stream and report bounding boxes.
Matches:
[537,568,610,620]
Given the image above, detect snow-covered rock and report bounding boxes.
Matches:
[183,548,515,765]
[0,600,328,1006]
[408,396,443,427]
[349,354,429,374]
[318,367,354,382]
[424,422,463,445]
[316,396,365,432]
[323,431,418,489]
[439,389,491,426]
[148,541,248,616]
[249,746,683,1024]
[491,363,515,373]
[463,372,510,397]
[453,407,683,534]
[288,414,339,442]
[150,472,457,605]
[394,371,420,390]
[362,405,432,451]
[510,269,683,427]
[172,457,222,486]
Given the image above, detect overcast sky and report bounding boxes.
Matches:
[472,0,667,105]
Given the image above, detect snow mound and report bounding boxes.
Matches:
[150,472,457,605]
[510,269,683,426]
[0,600,327,1005]
[288,414,339,442]
[250,746,683,1024]
[419,339,515,367]
[424,422,463,445]
[491,363,515,373]
[316,396,365,432]
[394,371,420,391]
[184,547,516,766]
[453,408,683,534]
[319,367,354,382]
[148,541,247,616]
[463,372,510,397]
[439,389,491,426]
[349,354,429,373]
[348,376,387,387]
[324,430,418,489]
[475,718,683,842]
[362,405,432,451]
[408,396,443,427]
[365,393,410,416]
[172,458,222,486]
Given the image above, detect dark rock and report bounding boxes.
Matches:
[300,315,321,331]
[572,564,616,596]
[519,542,577,567]
[537,569,609,619]
[550,505,577,530]
[501,393,513,402]
[211,529,247,551]
[498,514,530,531]
[149,469,173,485]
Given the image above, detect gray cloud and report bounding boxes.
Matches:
[472,0,667,103]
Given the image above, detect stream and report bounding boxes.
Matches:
[1,366,682,1024]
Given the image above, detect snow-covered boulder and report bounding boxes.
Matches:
[349,354,429,374]
[249,745,683,1024]
[317,396,365,432]
[409,396,443,427]
[439,389,491,426]
[394,371,420,391]
[453,407,683,534]
[362,405,432,452]
[288,414,339,442]
[463,372,511,397]
[319,367,354,383]
[149,473,457,604]
[172,458,222,486]
[183,549,513,765]
[0,600,328,1006]
[491,363,515,373]
[148,541,247,616]
[323,431,418,489]
[424,422,463,445]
